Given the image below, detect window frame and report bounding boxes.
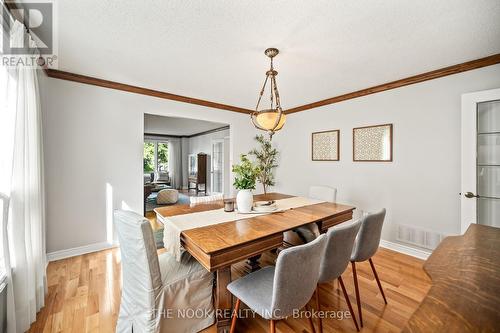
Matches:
[144,139,169,174]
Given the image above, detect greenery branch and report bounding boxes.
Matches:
[249,135,279,194]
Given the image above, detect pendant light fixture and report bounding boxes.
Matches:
[251,48,286,138]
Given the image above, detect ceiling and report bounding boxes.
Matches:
[144,114,227,136]
[50,1,500,109]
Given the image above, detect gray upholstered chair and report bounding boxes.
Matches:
[114,210,215,333]
[284,186,338,245]
[350,208,387,327]
[315,221,361,332]
[227,234,327,333]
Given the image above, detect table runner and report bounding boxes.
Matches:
[160,196,324,261]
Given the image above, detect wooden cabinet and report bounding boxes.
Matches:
[188,153,207,194]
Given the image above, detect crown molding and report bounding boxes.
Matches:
[286,53,500,114]
[43,53,500,116]
[144,125,230,139]
[44,69,253,114]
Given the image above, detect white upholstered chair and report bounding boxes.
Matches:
[189,193,224,205]
[284,186,338,245]
[309,186,337,203]
[114,210,214,333]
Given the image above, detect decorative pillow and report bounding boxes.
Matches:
[156,189,179,205]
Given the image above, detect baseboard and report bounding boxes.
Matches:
[46,239,429,262]
[380,240,431,260]
[46,242,115,262]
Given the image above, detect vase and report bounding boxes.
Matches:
[236,189,253,213]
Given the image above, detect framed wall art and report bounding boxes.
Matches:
[311,130,340,161]
[353,124,393,162]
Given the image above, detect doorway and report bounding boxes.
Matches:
[211,139,224,193]
[461,88,500,232]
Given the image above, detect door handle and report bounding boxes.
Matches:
[464,192,480,198]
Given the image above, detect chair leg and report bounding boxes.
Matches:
[338,276,360,332]
[351,261,363,327]
[305,304,316,333]
[315,285,322,333]
[369,258,387,304]
[230,298,241,333]
[270,319,276,333]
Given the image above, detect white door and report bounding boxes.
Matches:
[211,139,224,194]
[223,136,230,195]
[461,88,500,232]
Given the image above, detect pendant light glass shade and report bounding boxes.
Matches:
[250,48,286,138]
[254,110,286,131]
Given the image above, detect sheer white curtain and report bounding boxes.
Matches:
[168,138,182,189]
[0,194,16,333]
[0,20,47,333]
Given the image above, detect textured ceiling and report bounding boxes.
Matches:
[52,0,500,109]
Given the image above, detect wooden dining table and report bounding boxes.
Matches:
[154,193,355,332]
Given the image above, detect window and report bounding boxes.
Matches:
[144,142,155,173]
[157,142,168,172]
[143,140,169,174]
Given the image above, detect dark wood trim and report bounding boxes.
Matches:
[311,129,340,161]
[144,133,183,139]
[187,125,230,138]
[42,53,500,116]
[45,69,253,114]
[319,211,354,232]
[286,53,500,114]
[353,123,393,162]
[144,125,229,140]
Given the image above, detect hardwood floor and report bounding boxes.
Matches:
[29,248,430,333]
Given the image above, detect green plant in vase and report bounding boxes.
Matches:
[249,134,279,194]
[232,154,259,213]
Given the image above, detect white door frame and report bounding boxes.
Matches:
[461,88,500,233]
[211,139,224,194]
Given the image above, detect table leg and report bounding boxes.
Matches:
[216,267,232,333]
[245,254,261,273]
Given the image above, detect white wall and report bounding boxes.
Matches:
[41,76,259,253]
[41,64,500,255]
[273,64,500,245]
[187,129,230,194]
